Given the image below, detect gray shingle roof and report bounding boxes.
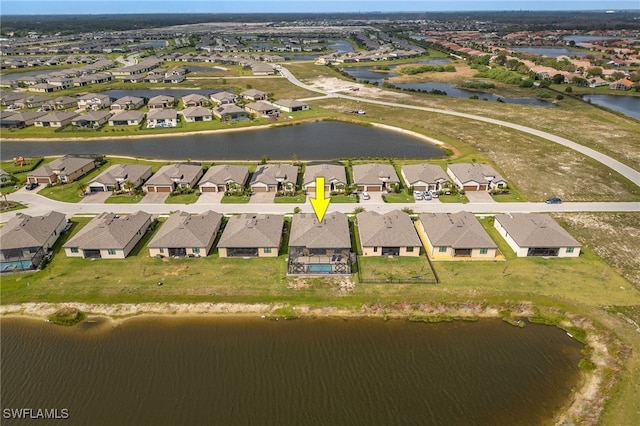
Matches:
[35,111,78,122]
[29,156,95,178]
[89,164,152,187]
[402,164,448,185]
[109,110,145,121]
[217,213,284,248]
[199,164,249,186]
[352,164,399,185]
[447,163,506,185]
[145,164,203,186]
[73,110,112,122]
[0,211,66,250]
[303,164,347,187]
[147,210,223,249]
[147,108,177,120]
[245,101,277,112]
[419,212,497,249]
[289,212,351,249]
[495,214,581,248]
[182,106,212,118]
[357,210,421,247]
[63,211,151,250]
[250,164,298,186]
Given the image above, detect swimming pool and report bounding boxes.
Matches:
[306,264,333,273]
[1,259,33,272]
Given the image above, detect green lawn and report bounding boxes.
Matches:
[221,194,250,203]
[165,192,199,204]
[491,187,527,202]
[105,193,143,204]
[330,194,359,203]
[274,194,306,203]
[382,189,415,203]
[437,193,470,203]
[0,201,27,212]
[357,256,436,283]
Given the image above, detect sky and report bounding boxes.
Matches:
[1,1,638,15]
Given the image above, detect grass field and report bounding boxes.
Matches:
[165,192,199,204]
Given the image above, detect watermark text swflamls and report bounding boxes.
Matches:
[3,408,69,420]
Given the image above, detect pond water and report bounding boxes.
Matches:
[341,65,553,106]
[511,47,588,58]
[582,94,640,119]
[0,317,583,426]
[0,121,445,161]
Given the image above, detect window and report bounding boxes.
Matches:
[159,248,164,253]
[406,246,414,252]
[107,249,116,255]
[263,247,272,254]
[70,247,79,253]
[373,247,378,253]
[566,247,574,253]
[480,248,488,255]
[192,247,200,253]
[438,246,447,253]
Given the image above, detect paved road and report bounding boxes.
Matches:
[2,191,639,222]
[279,67,640,187]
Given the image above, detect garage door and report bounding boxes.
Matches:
[252,186,267,192]
[156,186,172,193]
[413,185,427,192]
[90,186,105,192]
[367,186,381,192]
[463,185,478,191]
[357,185,365,192]
[201,186,218,192]
[37,177,51,184]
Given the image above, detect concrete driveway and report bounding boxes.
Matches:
[359,192,385,204]
[80,191,111,204]
[197,192,224,204]
[465,191,495,203]
[249,192,275,204]
[140,192,169,204]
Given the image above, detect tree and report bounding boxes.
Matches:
[123,180,135,193]
[586,67,603,78]
[552,74,565,85]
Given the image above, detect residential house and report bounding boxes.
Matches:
[217,213,284,258]
[352,163,400,192]
[0,111,47,128]
[609,78,634,91]
[494,213,581,257]
[143,163,203,193]
[356,210,422,257]
[302,163,347,193]
[401,164,449,192]
[42,95,76,111]
[87,164,152,193]
[416,212,498,259]
[198,164,249,193]
[148,210,223,258]
[33,111,79,128]
[146,108,178,128]
[76,93,112,110]
[182,106,212,122]
[71,110,112,128]
[244,101,279,117]
[110,96,145,110]
[63,211,152,259]
[273,99,309,112]
[446,163,507,192]
[240,88,268,101]
[14,95,50,109]
[27,155,97,184]
[181,94,209,107]
[287,212,352,275]
[0,168,10,183]
[0,211,67,271]
[210,91,237,105]
[213,104,249,122]
[108,110,145,126]
[250,164,298,192]
[147,95,175,109]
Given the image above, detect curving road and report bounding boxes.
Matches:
[279,67,640,187]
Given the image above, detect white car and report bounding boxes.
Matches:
[361,192,370,200]
[413,191,423,200]
[423,191,432,200]
[429,190,439,198]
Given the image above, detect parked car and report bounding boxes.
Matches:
[429,190,439,198]
[413,190,423,200]
[25,182,39,191]
[546,197,562,204]
[361,192,370,200]
[423,191,432,200]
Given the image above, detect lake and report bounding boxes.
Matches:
[0,317,583,426]
[0,121,445,161]
[511,47,588,58]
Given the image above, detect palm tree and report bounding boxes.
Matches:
[123,180,136,194]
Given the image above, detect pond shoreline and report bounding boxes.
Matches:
[0,300,622,426]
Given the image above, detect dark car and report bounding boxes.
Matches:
[546,197,562,204]
[25,182,39,191]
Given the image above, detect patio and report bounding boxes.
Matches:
[287,252,352,275]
